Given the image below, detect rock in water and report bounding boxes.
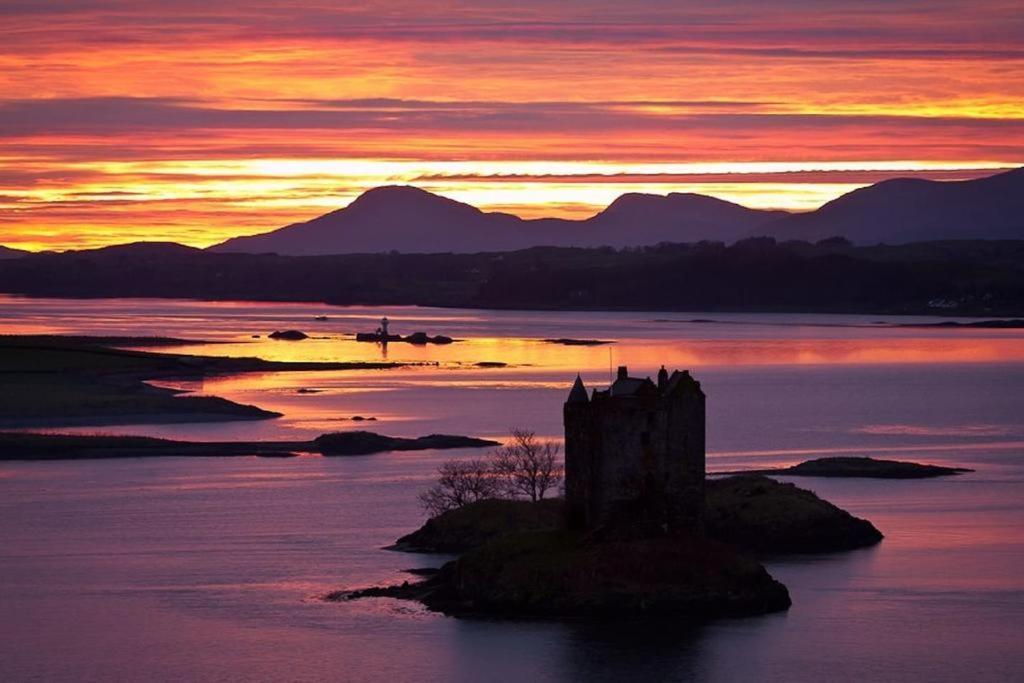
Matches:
[404,332,454,345]
[542,338,613,346]
[268,330,309,340]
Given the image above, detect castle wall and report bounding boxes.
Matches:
[563,370,705,535]
[563,402,593,529]
[663,389,705,531]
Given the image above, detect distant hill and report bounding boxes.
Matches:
[211,168,1024,254]
[211,186,786,255]
[761,167,1024,244]
[0,245,29,259]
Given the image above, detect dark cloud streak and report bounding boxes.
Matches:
[1,97,1021,139]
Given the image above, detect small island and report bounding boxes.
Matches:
[354,316,454,345]
[0,430,498,461]
[355,331,454,345]
[391,475,883,557]
[897,319,1024,329]
[718,456,973,479]
[542,338,614,346]
[268,329,309,340]
[335,366,893,620]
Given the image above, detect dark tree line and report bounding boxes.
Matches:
[1,238,1022,315]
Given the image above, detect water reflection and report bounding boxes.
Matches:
[2,297,1024,680]
[4,295,1024,371]
[135,335,1024,368]
[558,619,709,680]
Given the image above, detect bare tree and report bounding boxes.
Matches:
[418,458,500,516]
[418,429,564,516]
[492,429,563,502]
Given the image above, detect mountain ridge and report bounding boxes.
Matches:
[211,167,1024,255]
[0,245,30,259]
[761,167,1024,243]
[211,185,786,255]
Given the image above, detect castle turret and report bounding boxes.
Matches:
[563,374,593,529]
[567,374,589,403]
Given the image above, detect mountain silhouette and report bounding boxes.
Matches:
[0,245,28,259]
[761,167,1024,244]
[211,186,786,255]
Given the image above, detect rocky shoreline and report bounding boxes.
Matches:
[391,476,883,557]
[0,334,409,428]
[704,475,884,554]
[336,531,792,619]
[336,474,885,619]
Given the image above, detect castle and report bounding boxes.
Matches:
[563,365,706,535]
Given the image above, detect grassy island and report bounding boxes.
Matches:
[335,475,884,619]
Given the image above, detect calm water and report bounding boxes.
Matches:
[1,296,1023,681]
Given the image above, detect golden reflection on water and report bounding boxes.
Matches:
[160,334,1024,375]
[145,334,1024,431]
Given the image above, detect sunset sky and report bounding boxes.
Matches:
[2,1,1022,251]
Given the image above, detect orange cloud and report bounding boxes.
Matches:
[0,1,1021,250]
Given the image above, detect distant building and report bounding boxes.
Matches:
[563,365,706,535]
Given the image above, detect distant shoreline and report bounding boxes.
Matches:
[0,431,499,461]
[1,290,1023,320]
[1,239,1022,317]
[0,335,411,430]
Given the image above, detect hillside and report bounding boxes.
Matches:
[0,245,28,259]
[763,167,1024,244]
[211,185,786,255]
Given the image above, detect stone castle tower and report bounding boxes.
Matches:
[563,365,705,535]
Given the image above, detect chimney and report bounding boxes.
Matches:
[617,365,628,381]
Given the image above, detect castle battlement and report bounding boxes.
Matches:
[563,365,706,535]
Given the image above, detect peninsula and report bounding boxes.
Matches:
[0,335,409,428]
